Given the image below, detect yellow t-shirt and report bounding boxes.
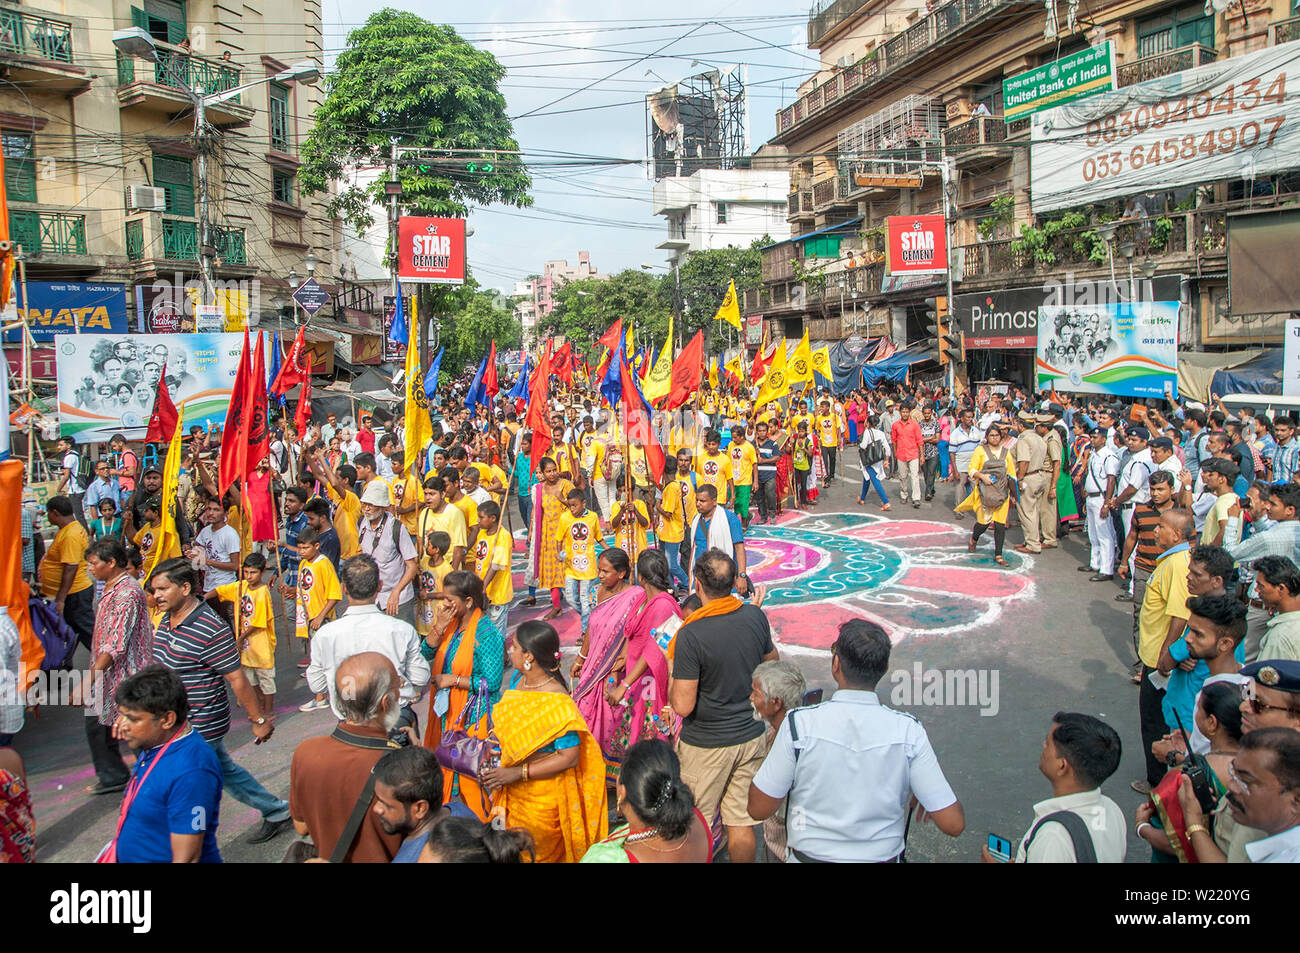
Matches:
[132,521,180,567]
[325,484,362,558]
[452,495,478,535]
[419,504,468,554]
[729,441,757,486]
[626,445,650,488]
[612,499,649,555]
[391,474,422,536]
[580,433,605,474]
[816,413,841,448]
[416,555,451,637]
[792,413,813,434]
[658,479,685,544]
[295,554,341,639]
[215,581,276,669]
[40,521,92,598]
[471,526,515,606]
[677,473,699,528]
[557,509,601,581]
[702,393,717,414]
[695,451,732,496]
[1138,550,1192,669]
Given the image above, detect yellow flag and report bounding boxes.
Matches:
[146,405,185,579]
[643,315,674,404]
[712,279,742,331]
[708,357,719,389]
[404,291,431,480]
[811,345,833,382]
[754,339,789,407]
[788,330,813,389]
[724,354,745,382]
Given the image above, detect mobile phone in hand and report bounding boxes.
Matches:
[987,833,1012,862]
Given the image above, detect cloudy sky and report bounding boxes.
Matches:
[322,2,817,292]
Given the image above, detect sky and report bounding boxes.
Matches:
[322,1,819,293]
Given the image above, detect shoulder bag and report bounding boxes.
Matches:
[433,676,499,781]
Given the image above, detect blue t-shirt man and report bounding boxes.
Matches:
[1162,636,1247,734]
[692,507,744,561]
[115,727,223,863]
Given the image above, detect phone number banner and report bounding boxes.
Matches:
[1030,41,1300,214]
[1036,301,1179,399]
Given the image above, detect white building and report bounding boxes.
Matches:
[652,168,791,266]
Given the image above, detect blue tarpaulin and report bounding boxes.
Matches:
[1210,348,1282,398]
[824,339,932,393]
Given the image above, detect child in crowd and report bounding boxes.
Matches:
[208,552,277,717]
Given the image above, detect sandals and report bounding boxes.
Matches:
[880,503,891,511]
[522,596,537,607]
[994,556,1010,567]
[968,538,976,553]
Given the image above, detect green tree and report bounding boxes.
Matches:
[676,238,768,349]
[436,274,523,376]
[547,270,671,361]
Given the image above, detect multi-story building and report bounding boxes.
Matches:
[512,252,609,344]
[512,278,538,341]
[0,1,365,379]
[652,165,791,267]
[756,0,1300,386]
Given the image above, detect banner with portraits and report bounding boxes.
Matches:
[1035,301,1179,399]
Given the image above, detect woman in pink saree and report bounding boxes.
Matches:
[571,548,642,783]
[607,550,682,750]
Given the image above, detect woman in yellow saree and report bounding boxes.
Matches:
[483,620,609,863]
[954,422,1014,567]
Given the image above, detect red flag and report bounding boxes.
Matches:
[663,330,704,412]
[245,470,278,542]
[620,355,664,483]
[245,332,269,473]
[271,326,308,396]
[145,364,179,444]
[594,347,611,384]
[484,340,499,397]
[553,341,572,385]
[219,329,253,498]
[526,346,552,471]
[597,318,623,354]
[293,354,314,435]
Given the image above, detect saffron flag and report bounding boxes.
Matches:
[0,458,39,684]
[147,405,185,578]
[594,347,611,385]
[663,329,704,412]
[144,364,179,444]
[218,329,252,498]
[619,354,664,484]
[246,332,269,473]
[754,338,790,408]
[293,358,313,436]
[712,279,742,331]
[403,293,431,479]
[525,344,552,470]
[788,330,813,390]
[554,341,573,386]
[270,326,308,396]
[598,318,623,354]
[640,343,654,380]
[707,357,719,390]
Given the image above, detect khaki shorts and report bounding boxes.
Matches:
[243,665,276,695]
[677,734,767,829]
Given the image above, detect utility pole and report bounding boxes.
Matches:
[195,95,215,308]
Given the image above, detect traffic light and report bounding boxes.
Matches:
[925,296,961,365]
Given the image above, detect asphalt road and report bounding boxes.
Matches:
[15,470,1155,863]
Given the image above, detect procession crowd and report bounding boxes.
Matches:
[2,362,1299,865]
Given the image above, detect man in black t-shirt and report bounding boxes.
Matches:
[754,421,780,525]
[670,548,779,863]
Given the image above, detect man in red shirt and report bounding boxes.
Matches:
[357,416,376,455]
[891,400,923,509]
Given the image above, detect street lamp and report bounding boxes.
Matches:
[302,251,320,276]
[112,27,319,306]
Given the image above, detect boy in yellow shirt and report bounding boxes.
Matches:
[815,398,843,487]
[208,552,277,716]
[417,530,452,640]
[443,466,480,544]
[469,500,515,634]
[657,456,689,592]
[557,488,601,633]
[284,526,341,712]
[309,452,362,558]
[391,453,423,536]
[132,496,181,569]
[728,423,758,532]
[694,428,733,506]
[611,484,651,560]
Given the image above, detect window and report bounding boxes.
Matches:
[131,4,186,45]
[272,169,295,205]
[715,202,727,224]
[804,234,842,259]
[3,133,36,202]
[152,153,194,216]
[269,82,290,152]
[1137,3,1214,58]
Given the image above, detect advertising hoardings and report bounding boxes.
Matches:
[1036,300,1179,399]
[396,216,466,285]
[886,215,947,275]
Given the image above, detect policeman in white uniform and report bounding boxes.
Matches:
[1080,427,1120,579]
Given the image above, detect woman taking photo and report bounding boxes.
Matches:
[483,621,608,863]
[607,550,682,747]
[421,570,505,819]
[572,548,642,780]
[580,739,712,863]
[954,423,1013,566]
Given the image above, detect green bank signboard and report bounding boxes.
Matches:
[1003,42,1115,121]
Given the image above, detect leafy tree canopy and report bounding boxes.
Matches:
[436,273,523,375]
[547,269,672,362]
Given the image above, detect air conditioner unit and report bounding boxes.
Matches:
[836,54,855,68]
[126,184,166,212]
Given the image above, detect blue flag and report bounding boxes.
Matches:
[507,355,531,402]
[267,331,284,407]
[464,352,489,411]
[389,283,408,346]
[600,330,624,408]
[423,346,444,401]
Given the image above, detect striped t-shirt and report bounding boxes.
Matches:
[154,601,241,742]
[1132,501,1173,573]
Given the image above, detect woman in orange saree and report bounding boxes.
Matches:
[421,571,504,820]
[483,620,608,863]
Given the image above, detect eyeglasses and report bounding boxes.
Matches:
[1240,681,1299,717]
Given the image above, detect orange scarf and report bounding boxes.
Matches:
[683,595,743,626]
[424,608,492,819]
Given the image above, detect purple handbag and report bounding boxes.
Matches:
[434,677,499,780]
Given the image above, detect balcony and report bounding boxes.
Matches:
[1117,43,1217,88]
[779,0,1013,139]
[808,0,867,47]
[788,188,815,223]
[161,219,197,261]
[0,8,87,91]
[944,114,1008,170]
[9,209,86,256]
[211,226,246,266]
[125,220,143,261]
[117,46,255,126]
[812,169,854,211]
[1269,14,1300,45]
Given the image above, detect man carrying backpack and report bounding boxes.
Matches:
[55,436,88,526]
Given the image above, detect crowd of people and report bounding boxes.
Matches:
[2,361,1299,866]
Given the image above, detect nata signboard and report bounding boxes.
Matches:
[886,215,947,276]
[397,216,466,285]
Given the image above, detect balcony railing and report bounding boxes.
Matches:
[812,169,854,209]
[781,0,1010,136]
[1117,43,1216,88]
[788,189,814,215]
[0,9,72,63]
[117,47,241,102]
[125,219,144,261]
[211,226,246,265]
[9,210,86,255]
[808,0,867,47]
[1269,14,1300,46]
[335,280,376,314]
[943,114,1007,150]
[162,219,198,261]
